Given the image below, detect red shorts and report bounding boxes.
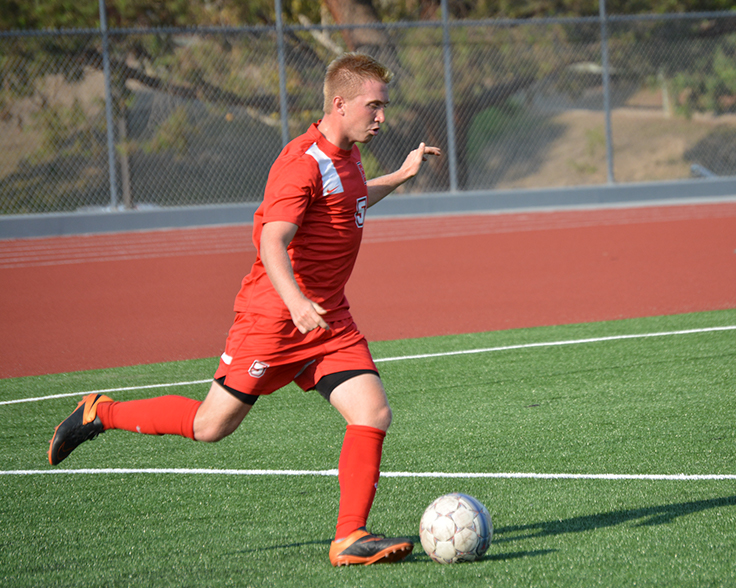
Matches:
[213,313,377,396]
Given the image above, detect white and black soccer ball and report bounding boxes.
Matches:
[419,493,493,564]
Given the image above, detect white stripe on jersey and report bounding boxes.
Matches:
[306,143,344,197]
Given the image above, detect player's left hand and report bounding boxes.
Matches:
[401,142,441,179]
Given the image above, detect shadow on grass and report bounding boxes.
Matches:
[494,495,736,543]
[407,548,557,565]
[228,538,332,555]
[236,534,557,565]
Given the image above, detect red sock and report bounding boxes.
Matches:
[97,396,201,440]
[335,424,386,540]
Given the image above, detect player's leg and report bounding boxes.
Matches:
[324,372,413,566]
[292,324,414,565]
[48,379,256,465]
[193,378,255,442]
[327,372,392,431]
[328,373,391,540]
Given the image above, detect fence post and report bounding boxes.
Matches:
[441,0,459,192]
[98,0,119,209]
[599,0,615,184]
[275,0,290,147]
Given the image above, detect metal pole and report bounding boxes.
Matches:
[600,0,615,184]
[99,0,119,209]
[274,0,290,147]
[441,0,459,192]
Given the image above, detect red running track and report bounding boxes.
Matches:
[1,202,735,378]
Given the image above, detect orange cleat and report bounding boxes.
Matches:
[329,528,413,566]
[48,393,113,465]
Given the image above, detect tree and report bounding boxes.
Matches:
[1,0,734,213]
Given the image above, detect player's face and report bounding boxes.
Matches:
[342,78,389,145]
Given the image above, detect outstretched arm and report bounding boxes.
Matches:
[366,142,441,208]
[260,220,330,334]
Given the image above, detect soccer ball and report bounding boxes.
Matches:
[419,493,493,564]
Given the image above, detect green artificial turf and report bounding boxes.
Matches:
[1,310,735,587]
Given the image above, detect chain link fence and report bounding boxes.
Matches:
[1,11,735,215]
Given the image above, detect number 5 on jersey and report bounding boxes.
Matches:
[355,196,367,228]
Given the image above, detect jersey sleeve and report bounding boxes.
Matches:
[261,155,320,228]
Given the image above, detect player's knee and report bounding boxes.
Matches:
[374,404,392,431]
[193,421,235,443]
[194,428,224,443]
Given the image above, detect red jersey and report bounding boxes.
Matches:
[233,123,369,322]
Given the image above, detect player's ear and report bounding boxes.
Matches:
[333,95,346,115]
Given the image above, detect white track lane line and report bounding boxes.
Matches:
[4,201,735,268]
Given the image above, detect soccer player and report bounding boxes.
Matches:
[48,52,440,567]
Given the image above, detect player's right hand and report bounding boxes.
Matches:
[289,298,330,334]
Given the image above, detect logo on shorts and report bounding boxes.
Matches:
[248,360,270,378]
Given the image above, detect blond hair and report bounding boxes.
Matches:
[323,53,393,113]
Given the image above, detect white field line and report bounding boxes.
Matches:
[2,325,735,407]
[374,325,736,363]
[0,379,212,406]
[2,468,735,481]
